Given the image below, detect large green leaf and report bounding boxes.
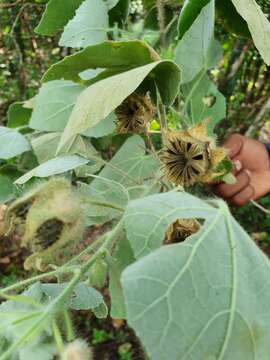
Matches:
[83,112,116,138]
[59,0,109,48]
[14,155,89,184]
[90,135,158,188]
[124,191,213,258]
[230,0,270,65]
[175,0,216,84]
[7,102,32,128]
[0,283,55,359]
[29,80,85,132]
[0,126,30,160]
[35,0,84,36]
[122,192,270,359]
[80,135,158,224]
[31,133,98,164]
[57,61,180,152]
[216,0,250,38]
[43,40,160,83]
[41,283,104,311]
[183,72,226,130]
[109,0,130,26]
[178,0,211,39]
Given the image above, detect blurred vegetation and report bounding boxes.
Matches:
[1,0,270,358]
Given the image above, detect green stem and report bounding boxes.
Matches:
[0,266,77,296]
[53,320,64,354]
[63,310,75,342]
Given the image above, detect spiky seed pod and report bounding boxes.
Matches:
[115,92,155,134]
[61,339,93,360]
[161,121,228,187]
[165,219,201,243]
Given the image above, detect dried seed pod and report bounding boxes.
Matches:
[35,218,64,250]
[115,92,155,134]
[161,121,228,187]
[165,219,201,243]
[18,178,86,271]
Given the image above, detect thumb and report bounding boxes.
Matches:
[224,134,244,159]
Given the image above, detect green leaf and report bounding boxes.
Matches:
[7,102,32,128]
[216,0,250,38]
[183,72,226,131]
[89,135,158,188]
[109,233,135,318]
[14,155,89,184]
[124,191,213,258]
[35,0,85,36]
[83,112,116,138]
[43,40,160,83]
[122,192,270,359]
[79,135,158,225]
[31,133,61,163]
[41,282,104,311]
[71,283,104,310]
[175,0,215,84]
[0,175,14,203]
[230,0,270,65]
[59,0,109,48]
[0,283,52,355]
[105,0,120,9]
[109,0,130,26]
[31,133,99,164]
[29,80,85,132]
[178,0,211,39]
[57,61,180,152]
[0,126,30,160]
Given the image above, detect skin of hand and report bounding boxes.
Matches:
[213,134,270,206]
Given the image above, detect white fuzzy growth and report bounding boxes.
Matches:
[61,339,93,360]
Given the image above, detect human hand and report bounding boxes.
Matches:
[213,134,270,206]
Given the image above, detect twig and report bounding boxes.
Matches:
[156,0,166,48]
[0,0,22,9]
[245,96,270,137]
[251,200,270,215]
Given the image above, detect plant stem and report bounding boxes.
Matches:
[53,320,64,353]
[0,266,77,296]
[157,100,167,144]
[63,310,75,342]
[156,0,166,48]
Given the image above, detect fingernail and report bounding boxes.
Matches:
[245,169,252,179]
[233,160,242,172]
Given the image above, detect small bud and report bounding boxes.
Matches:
[89,257,108,289]
[61,339,93,360]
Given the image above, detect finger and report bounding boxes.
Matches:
[232,159,242,175]
[230,185,255,206]
[214,169,251,198]
[224,134,244,159]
